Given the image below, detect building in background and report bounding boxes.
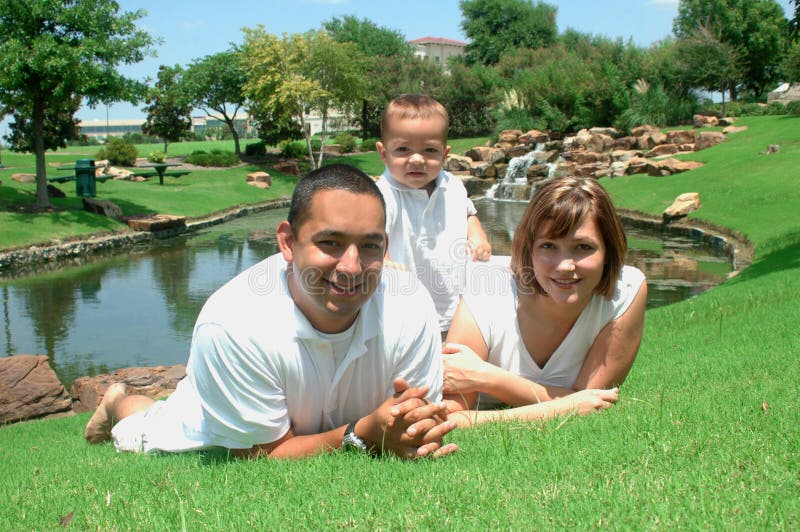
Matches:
[409,36,467,72]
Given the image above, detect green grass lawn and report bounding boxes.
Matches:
[1,122,798,528]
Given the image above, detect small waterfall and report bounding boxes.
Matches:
[487,143,560,202]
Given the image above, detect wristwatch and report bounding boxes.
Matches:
[343,421,369,452]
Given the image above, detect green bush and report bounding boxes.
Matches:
[334,133,358,153]
[359,138,379,152]
[279,140,307,159]
[148,150,166,163]
[784,101,800,116]
[184,149,239,167]
[95,138,138,166]
[245,141,267,157]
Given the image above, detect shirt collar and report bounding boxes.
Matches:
[381,168,449,192]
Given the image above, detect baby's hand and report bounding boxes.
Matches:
[468,235,492,262]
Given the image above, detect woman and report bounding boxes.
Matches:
[443,176,647,426]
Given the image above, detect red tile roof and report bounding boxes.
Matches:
[409,36,467,46]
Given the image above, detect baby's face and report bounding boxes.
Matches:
[377,115,450,190]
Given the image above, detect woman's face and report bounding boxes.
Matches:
[531,216,606,307]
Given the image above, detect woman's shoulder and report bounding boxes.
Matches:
[463,256,517,315]
[605,265,646,318]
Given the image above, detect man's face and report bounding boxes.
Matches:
[278,189,386,333]
[377,115,450,191]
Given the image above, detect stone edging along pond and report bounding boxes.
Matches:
[0,198,753,278]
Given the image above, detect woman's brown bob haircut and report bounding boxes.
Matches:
[511,176,627,298]
[380,94,449,142]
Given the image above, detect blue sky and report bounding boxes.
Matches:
[79,0,688,120]
[7,0,798,126]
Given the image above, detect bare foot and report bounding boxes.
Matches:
[85,383,127,444]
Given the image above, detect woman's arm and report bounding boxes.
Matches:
[573,281,648,390]
[446,388,620,428]
[444,298,573,408]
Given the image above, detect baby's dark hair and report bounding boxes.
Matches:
[287,164,386,231]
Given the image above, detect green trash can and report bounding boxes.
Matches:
[75,159,96,197]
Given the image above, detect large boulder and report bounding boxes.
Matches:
[613,136,639,151]
[663,192,701,223]
[589,126,620,138]
[470,161,497,179]
[497,129,522,144]
[723,125,748,134]
[465,146,501,163]
[694,131,726,151]
[0,355,72,423]
[124,214,186,232]
[82,198,123,219]
[12,173,36,184]
[666,130,696,145]
[246,171,272,189]
[518,129,549,145]
[637,130,667,150]
[71,364,187,413]
[645,144,679,158]
[444,154,473,172]
[273,161,300,176]
[693,114,719,127]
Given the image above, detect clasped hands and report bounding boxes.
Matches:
[358,378,458,459]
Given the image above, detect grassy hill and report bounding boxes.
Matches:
[1,118,798,528]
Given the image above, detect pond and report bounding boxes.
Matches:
[0,200,733,387]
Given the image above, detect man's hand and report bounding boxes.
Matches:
[357,378,458,459]
[547,388,619,417]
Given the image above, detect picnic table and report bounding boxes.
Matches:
[48,159,109,197]
[134,163,189,185]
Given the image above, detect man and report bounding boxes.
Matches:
[85,164,457,459]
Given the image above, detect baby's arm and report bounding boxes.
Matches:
[467,215,491,261]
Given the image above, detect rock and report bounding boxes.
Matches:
[494,163,508,178]
[444,154,473,172]
[723,125,748,134]
[82,198,123,219]
[505,144,530,158]
[518,129,549,144]
[637,130,667,150]
[494,141,514,151]
[460,176,496,197]
[666,130,695,145]
[611,150,643,162]
[663,192,701,223]
[497,129,522,144]
[12,173,36,183]
[694,131,726,151]
[718,116,737,126]
[574,130,614,153]
[645,144,679,158]
[693,114,719,128]
[613,136,639,150]
[766,144,780,154]
[542,140,563,152]
[589,126,620,138]
[248,181,270,189]
[626,157,650,175]
[47,184,66,198]
[656,158,704,174]
[526,163,550,179]
[574,162,608,178]
[71,364,187,413]
[273,161,300,176]
[464,146,496,162]
[609,161,628,177]
[574,151,608,165]
[631,125,659,137]
[246,171,272,187]
[0,355,72,424]
[124,214,187,232]
[470,161,496,179]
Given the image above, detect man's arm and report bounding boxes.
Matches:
[235,380,458,459]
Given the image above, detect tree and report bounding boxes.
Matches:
[460,0,558,65]
[0,0,154,208]
[6,95,82,153]
[183,50,248,155]
[676,24,741,116]
[323,15,414,139]
[142,65,193,155]
[241,27,368,169]
[673,0,787,99]
[783,41,800,81]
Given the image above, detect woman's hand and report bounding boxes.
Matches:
[442,343,493,394]
[547,387,619,417]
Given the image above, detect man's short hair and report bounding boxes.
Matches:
[287,164,386,232]
[380,94,449,142]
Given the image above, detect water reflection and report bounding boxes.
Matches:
[1,203,731,387]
